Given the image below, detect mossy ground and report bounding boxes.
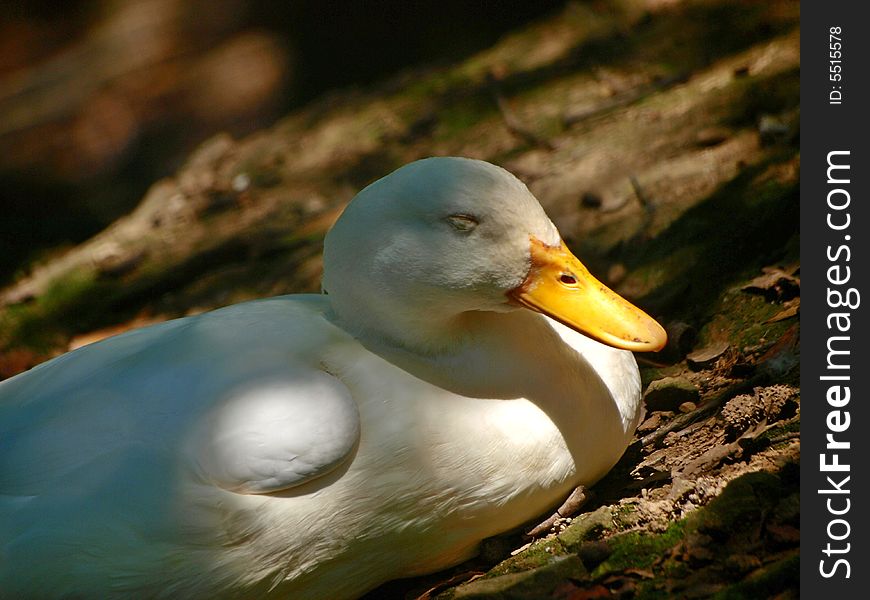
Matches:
[436,469,798,599]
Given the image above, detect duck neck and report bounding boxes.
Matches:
[372,308,639,487]
[350,306,636,443]
[327,291,493,357]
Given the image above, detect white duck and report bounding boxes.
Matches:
[0,157,665,599]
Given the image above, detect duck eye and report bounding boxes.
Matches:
[446,214,479,232]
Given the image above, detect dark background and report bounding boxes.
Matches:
[0,0,562,286]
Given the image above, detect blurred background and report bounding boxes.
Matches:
[0,0,802,416]
[0,0,562,287]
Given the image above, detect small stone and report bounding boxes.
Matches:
[636,412,664,433]
[557,506,614,550]
[643,377,700,412]
[669,477,695,501]
[231,172,251,192]
[302,195,327,214]
[678,401,697,414]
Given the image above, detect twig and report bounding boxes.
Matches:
[487,73,555,151]
[629,175,657,239]
[524,485,591,539]
[562,71,691,127]
[596,175,657,216]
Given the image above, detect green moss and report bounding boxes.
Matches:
[557,506,614,551]
[613,501,645,529]
[399,65,476,104]
[639,364,684,388]
[447,554,587,600]
[1,267,111,351]
[591,520,689,578]
[40,267,100,314]
[771,492,800,527]
[469,471,795,599]
[483,539,567,578]
[691,471,783,537]
[619,246,702,301]
[435,100,497,140]
[614,152,798,335]
[280,229,328,247]
[700,287,793,351]
[659,556,691,580]
[713,551,799,599]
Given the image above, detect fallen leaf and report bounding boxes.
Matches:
[623,568,655,579]
[764,298,800,323]
[686,341,730,370]
[741,266,800,301]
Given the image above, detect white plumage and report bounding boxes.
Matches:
[0,157,665,598]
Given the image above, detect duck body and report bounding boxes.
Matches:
[0,158,662,598]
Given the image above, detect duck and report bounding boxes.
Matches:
[0,157,666,599]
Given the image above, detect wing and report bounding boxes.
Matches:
[0,295,359,499]
[192,366,360,494]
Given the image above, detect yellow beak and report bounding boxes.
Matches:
[508,237,667,352]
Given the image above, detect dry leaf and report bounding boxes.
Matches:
[764,298,800,323]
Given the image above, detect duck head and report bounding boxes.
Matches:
[322,157,666,354]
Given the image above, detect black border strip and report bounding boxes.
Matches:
[801,2,869,595]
